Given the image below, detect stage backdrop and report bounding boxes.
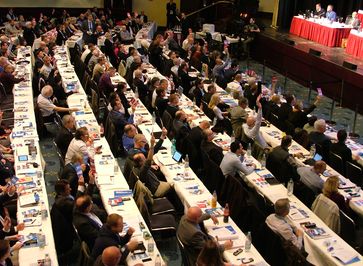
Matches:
[133,0,180,27]
[1,0,103,8]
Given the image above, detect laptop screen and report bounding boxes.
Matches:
[313,153,322,161]
[172,150,182,162]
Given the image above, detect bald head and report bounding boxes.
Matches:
[187,207,202,223]
[246,115,256,128]
[102,246,121,266]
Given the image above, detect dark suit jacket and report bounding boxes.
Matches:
[56,30,68,46]
[166,105,179,118]
[201,140,224,165]
[91,225,131,261]
[81,20,96,33]
[55,126,74,158]
[155,97,168,117]
[60,163,79,198]
[178,69,196,95]
[73,210,102,250]
[193,87,204,107]
[177,213,213,266]
[188,126,204,149]
[133,78,149,103]
[308,131,332,162]
[331,142,353,166]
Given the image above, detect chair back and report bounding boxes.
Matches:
[176,234,192,266]
[329,152,344,175]
[161,110,174,138]
[201,150,225,195]
[339,210,356,247]
[269,113,280,129]
[0,81,6,96]
[201,100,215,121]
[104,113,123,157]
[294,181,316,208]
[254,223,286,266]
[50,204,75,254]
[312,194,340,233]
[79,241,93,266]
[346,161,363,187]
[53,140,65,179]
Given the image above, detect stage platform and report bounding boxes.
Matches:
[252,28,363,114]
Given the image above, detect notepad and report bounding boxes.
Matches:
[331,247,360,265]
[209,226,239,241]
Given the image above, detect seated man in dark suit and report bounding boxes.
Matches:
[177,206,232,266]
[267,135,300,184]
[55,114,75,158]
[201,129,224,165]
[331,129,361,168]
[155,87,168,117]
[91,214,138,262]
[166,93,180,119]
[108,98,135,142]
[188,121,210,149]
[308,119,332,163]
[173,111,192,154]
[73,195,106,250]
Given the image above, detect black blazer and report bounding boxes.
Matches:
[55,126,74,158]
[201,140,224,165]
[73,210,102,250]
[91,225,131,260]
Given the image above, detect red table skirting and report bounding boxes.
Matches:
[358,12,363,22]
[290,17,351,47]
[346,32,363,58]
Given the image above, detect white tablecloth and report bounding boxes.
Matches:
[12,47,58,266]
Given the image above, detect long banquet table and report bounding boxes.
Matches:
[290,16,352,47]
[54,40,165,265]
[12,47,58,265]
[346,30,363,58]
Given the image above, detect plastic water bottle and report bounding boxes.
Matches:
[246,143,251,157]
[171,139,176,155]
[155,254,161,266]
[40,201,48,220]
[38,229,46,248]
[287,179,294,196]
[245,231,252,252]
[44,254,51,266]
[184,155,189,178]
[147,238,154,255]
[310,144,316,158]
[260,153,266,169]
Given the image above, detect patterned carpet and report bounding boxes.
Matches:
[39,59,363,265]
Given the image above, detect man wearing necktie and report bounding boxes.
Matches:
[82,14,96,44]
[73,195,106,250]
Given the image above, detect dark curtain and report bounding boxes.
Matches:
[278,0,363,29]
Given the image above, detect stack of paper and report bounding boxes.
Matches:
[209,226,239,241]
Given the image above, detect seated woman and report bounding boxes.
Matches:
[209,93,232,135]
[323,176,352,215]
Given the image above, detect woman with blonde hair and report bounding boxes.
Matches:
[208,93,232,135]
[323,176,351,214]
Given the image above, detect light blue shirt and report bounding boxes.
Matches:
[326,11,337,21]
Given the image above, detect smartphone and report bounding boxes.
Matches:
[317,88,323,96]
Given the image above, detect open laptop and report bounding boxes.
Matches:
[156,150,183,166]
